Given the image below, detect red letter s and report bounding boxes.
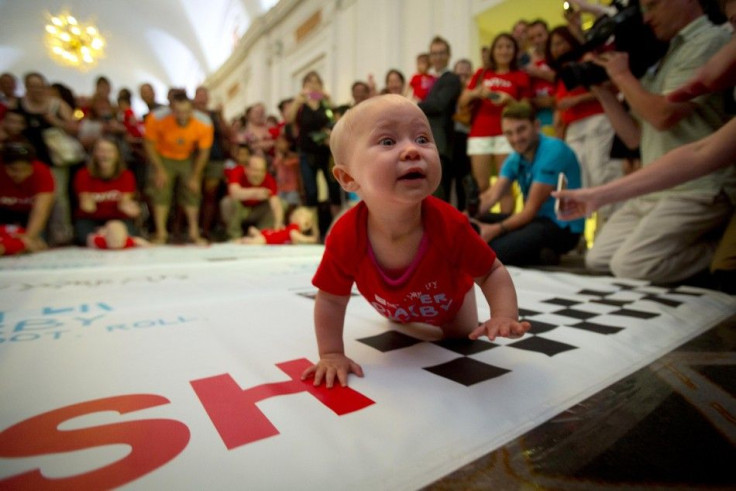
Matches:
[0,394,189,489]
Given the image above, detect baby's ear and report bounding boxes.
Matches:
[332,165,358,192]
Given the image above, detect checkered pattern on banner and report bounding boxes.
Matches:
[352,282,702,386]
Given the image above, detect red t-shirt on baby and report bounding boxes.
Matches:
[409,73,437,101]
[91,234,136,249]
[313,196,496,326]
[262,223,300,244]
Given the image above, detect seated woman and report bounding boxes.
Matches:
[0,141,55,255]
[234,206,318,245]
[73,136,142,246]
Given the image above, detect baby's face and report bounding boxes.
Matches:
[339,96,441,206]
[291,208,313,231]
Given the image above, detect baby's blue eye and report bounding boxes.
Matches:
[416,135,430,144]
[379,137,395,146]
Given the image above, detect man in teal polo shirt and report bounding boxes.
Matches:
[475,102,584,266]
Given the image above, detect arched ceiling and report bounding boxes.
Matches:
[0,0,278,109]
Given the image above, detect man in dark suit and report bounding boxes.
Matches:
[418,36,462,203]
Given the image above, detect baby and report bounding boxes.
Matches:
[302,94,530,388]
[235,206,318,245]
[87,220,149,249]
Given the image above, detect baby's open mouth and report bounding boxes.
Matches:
[398,171,425,180]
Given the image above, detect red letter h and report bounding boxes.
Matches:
[191,358,374,449]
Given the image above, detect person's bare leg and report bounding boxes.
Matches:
[152,204,169,244]
[471,154,493,195]
[184,205,206,244]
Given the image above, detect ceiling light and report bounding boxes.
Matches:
[45,12,106,71]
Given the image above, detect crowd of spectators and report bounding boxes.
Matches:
[0,0,734,292]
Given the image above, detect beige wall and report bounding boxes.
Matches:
[206,0,478,121]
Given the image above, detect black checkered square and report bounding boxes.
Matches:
[424,357,511,386]
[357,331,422,352]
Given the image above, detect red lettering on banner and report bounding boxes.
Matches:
[191,358,374,449]
[0,394,190,489]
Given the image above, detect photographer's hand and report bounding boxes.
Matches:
[591,51,632,84]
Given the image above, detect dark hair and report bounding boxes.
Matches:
[23,72,46,86]
[171,91,190,104]
[384,69,405,86]
[502,102,536,122]
[489,32,520,71]
[117,88,132,105]
[546,25,582,71]
[331,104,351,118]
[430,36,451,57]
[95,76,111,88]
[302,70,323,87]
[528,19,549,31]
[1,141,36,164]
[51,82,76,109]
[278,98,294,113]
[351,81,370,92]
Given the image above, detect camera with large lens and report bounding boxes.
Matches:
[557,0,668,90]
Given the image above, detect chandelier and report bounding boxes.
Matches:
[45,12,106,70]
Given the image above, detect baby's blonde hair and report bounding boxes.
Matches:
[329,94,424,168]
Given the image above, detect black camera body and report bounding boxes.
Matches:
[557,0,669,90]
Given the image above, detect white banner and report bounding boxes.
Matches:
[1,245,734,489]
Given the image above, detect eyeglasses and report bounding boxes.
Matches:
[429,51,448,56]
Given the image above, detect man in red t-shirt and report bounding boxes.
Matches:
[223,154,283,239]
[0,141,55,255]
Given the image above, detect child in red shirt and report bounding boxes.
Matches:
[235,206,317,245]
[87,219,149,249]
[406,53,436,102]
[302,95,530,388]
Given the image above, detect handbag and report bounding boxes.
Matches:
[42,127,86,167]
[452,69,487,126]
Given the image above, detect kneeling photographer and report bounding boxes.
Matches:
[581,0,735,284]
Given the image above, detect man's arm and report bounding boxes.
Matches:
[502,181,553,231]
[24,192,55,240]
[478,180,552,243]
[590,84,641,150]
[478,176,514,215]
[227,183,271,202]
[668,36,736,102]
[187,146,211,193]
[268,194,284,229]
[554,116,736,220]
[593,52,696,131]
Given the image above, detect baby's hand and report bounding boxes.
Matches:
[301,353,364,388]
[469,316,531,341]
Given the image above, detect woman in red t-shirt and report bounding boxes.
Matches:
[459,33,531,214]
[72,136,141,245]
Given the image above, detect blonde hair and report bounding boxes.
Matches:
[329,94,425,168]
